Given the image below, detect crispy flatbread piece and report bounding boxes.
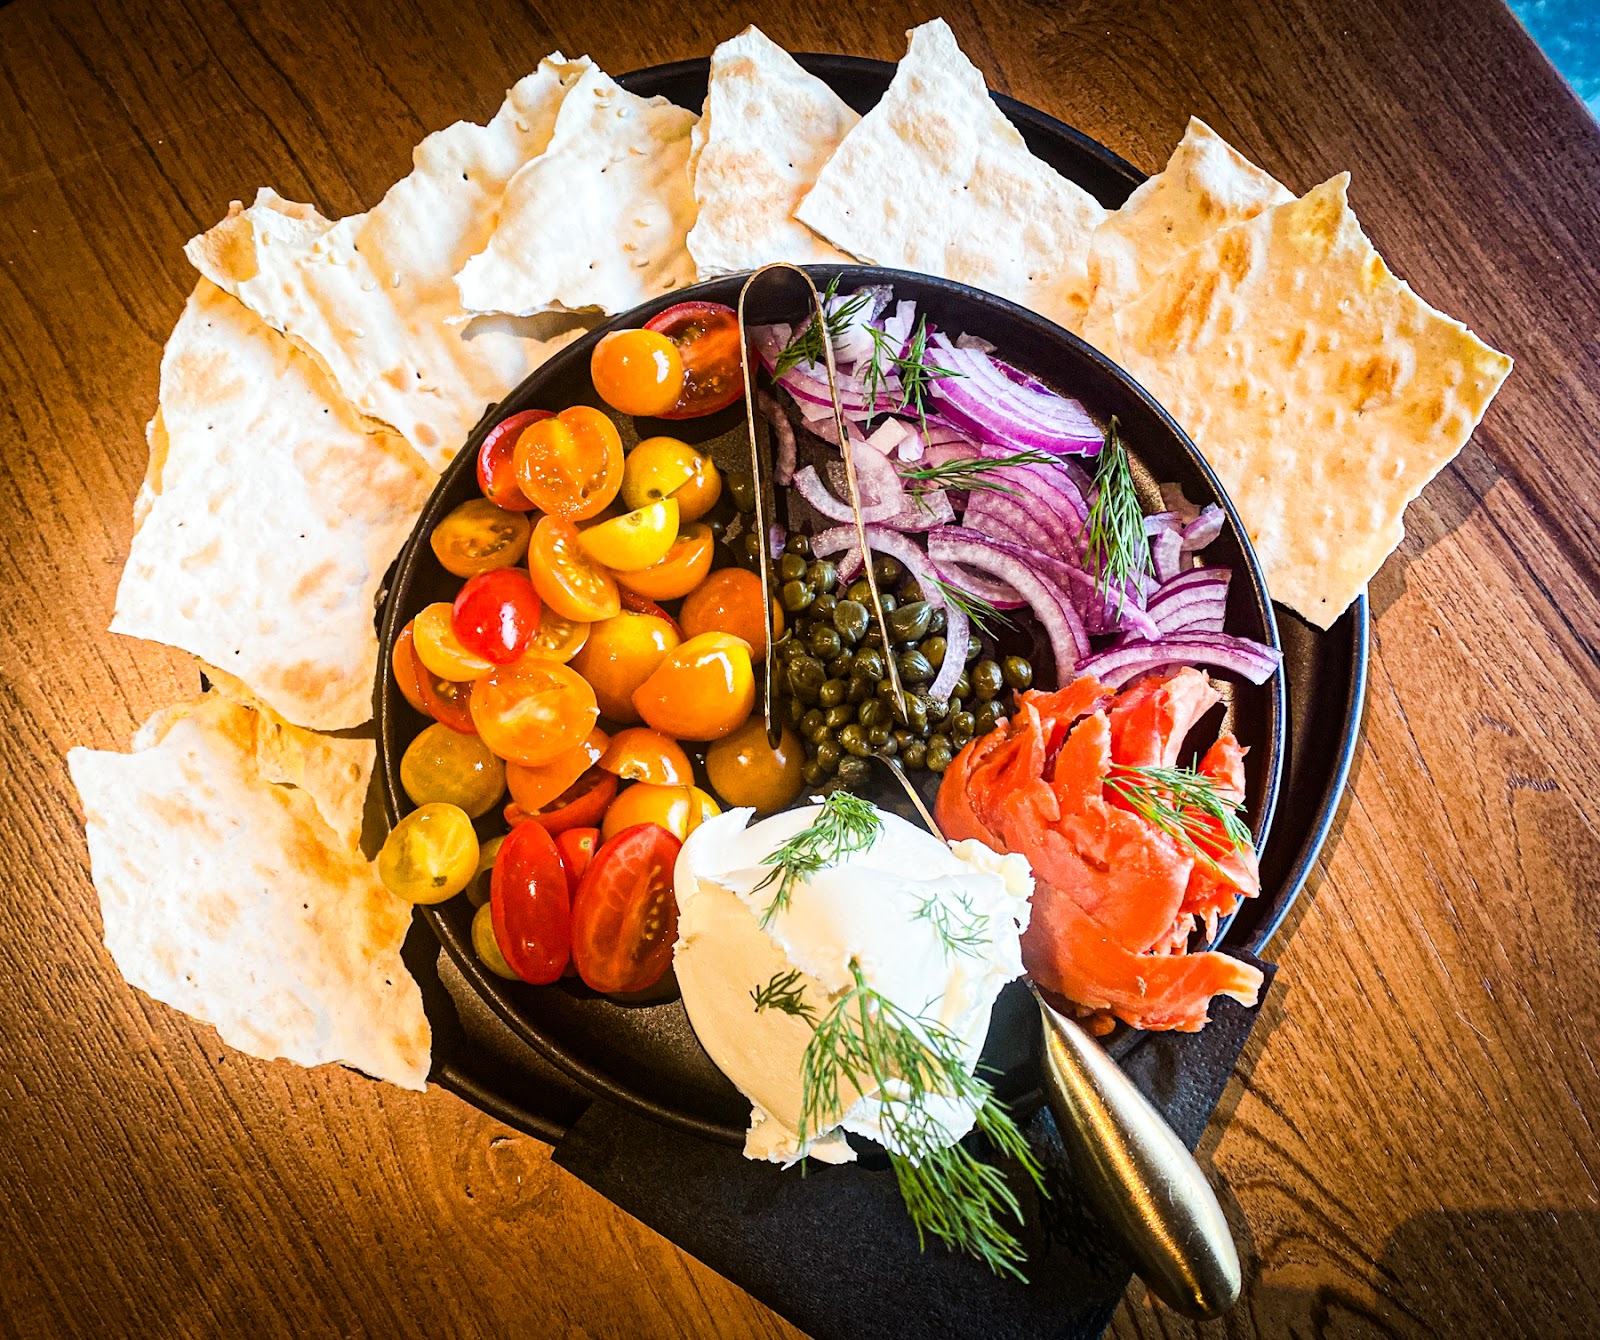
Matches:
[1108,175,1512,627]
[795,19,1106,330]
[455,64,699,316]
[111,281,434,730]
[686,26,859,276]
[68,694,429,1090]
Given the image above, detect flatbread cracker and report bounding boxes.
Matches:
[68,694,429,1091]
[186,55,593,470]
[455,63,699,316]
[1079,117,1292,352]
[1107,175,1512,627]
[686,26,859,276]
[795,19,1106,330]
[112,281,434,730]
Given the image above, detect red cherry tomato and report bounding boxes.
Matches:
[489,820,571,984]
[556,827,600,895]
[407,631,476,733]
[477,409,552,511]
[570,823,682,994]
[644,301,742,419]
[531,767,618,835]
[452,568,542,665]
[617,588,686,640]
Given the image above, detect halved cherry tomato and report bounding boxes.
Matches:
[556,827,600,895]
[528,515,621,622]
[529,767,618,835]
[470,655,597,766]
[431,498,531,577]
[505,727,610,812]
[522,608,590,663]
[632,632,755,740]
[680,567,778,658]
[600,782,720,842]
[490,820,570,984]
[570,610,681,723]
[577,498,679,572]
[705,718,805,814]
[477,409,552,511]
[414,601,495,680]
[472,901,520,978]
[590,329,685,418]
[644,301,742,419]
[570,823,683,994]
[452,568,542,666]
[513,405,623,521]
[617,590,684,640]
[613,523,714,601]
[413,656,476,733]
[378,803,479,905]
[401,722,506,816]
[621,437,723,523]
[598,727,694,785]
[392,622,430,715]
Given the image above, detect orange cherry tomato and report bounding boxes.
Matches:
[430,498,531,577]
[556,827,601,895]
[525,768,618,836]
[513,405,623,521]
[680,567,779,659]
[404,624,476,734]
[704,718,806,814]
[644,301,742,419]
[617,590,684,640]
[621,436,722,523]
[392,622,430,715]
[613,523,714,601]
[598,727,694,786]
[528,515,621,622]
[570,610,681,723]
[590,329,685,418]
[477,409,552,511]
[570,824,683,994]
[600,783,720,842]
[470,656,597,766]
[522,607,590,663]
[631,632,755,740]
[505,727,610,812]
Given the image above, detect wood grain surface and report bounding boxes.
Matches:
[4,0,1598,1335]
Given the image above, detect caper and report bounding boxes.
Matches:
[893,729,916,751]
[921,635,947,669]
[741,531,765,563]
[781,580,816,613]
[871,555,904,587]
[953,671,971,699]
[868,726,895,753]
[1002,656,1034,691]
[858,698,889,730]
[801,708,825,738]
[897,580,925,604]
[833,600,870,644]
[807,559,838,594]
[819,677,847,710]
[839,724,871,758]
[927,606,947,636]
[725,470,756,513]
[846,676,872,704]
[825,704,855,730]
[811,592,838,623]
[779,551,808,583]
[875,677,898,702]
[783,694,805,729]
[845,579,872,605]
[799,759,824,786]
[826,655,852,680]
[701,514,727,544]
[964,636,984,664]
[808,625,843,660]
[837,756,872,788]
[811,725,837,751]
[902,741,928,771]
[876,592,897,615]
[952,711,976,739]
[971,659,1004,701]
[787,657,826,702]
[898,649,934,683]
[816,739,842,773]
[785,533,812,559]
[926,740,954,774]
[888,601,932,644]
[975,703,1002,736]
[851,646,885,681]
[904,694,930,735]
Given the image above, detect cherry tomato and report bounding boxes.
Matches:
[704,718,805,814]
[470,656,597,766]
[680,567,778,658]
[556,827,600,894]
[431,498,532,577]
[644,301,742,419]
[452,567,542,666]
[621,437,723,523]
[632,632,756,740]
[505,727,610,812]
[392,623,430,715]
[613,523,714,601]
[600,782,720,842]
[522,608,590,663]
[378,803,479,904]
[472,901,520,979]
[577,498,680,572]
[400,722,507,816]
[590,329,685,417]
[527,767,618,835]
[513,405,624,521]
[570,823,683,994]
[468,834,505,908]
[598,727,694,786]
[413,601,495,681]
[528,515,621,622]
[412,644,476,735]
[570,610,681,723]
[617,590,685,639]
[476,409,552,511]
[490,820,571,984]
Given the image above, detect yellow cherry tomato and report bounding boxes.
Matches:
[521,607,590,663]
[413,602,495,681]
[513,405,624,521]
[598,727,695,786]
[400,722,507,817]
[528,515,621,622]
[468,835,506,908]
[705,719,805,814]
[688,786,722,829]
[622,436,723,523]
[430,498,531,578]
[378,803,479,904]
[472,900,520,978]
[570,610,681,723]
[504,727,610,812]
[631,631,755,740]
[576,498,680,572]
[613,523,715,601]
[591,329,685,417]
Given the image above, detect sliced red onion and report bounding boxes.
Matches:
[930,529,1091,673]
[934,561,1027,609]
[1157,481,1203,524]
[1143,511,1184,536]
[794,466,909,525]
[1151,529,1184,583]
[1181,505,1226,552]
[758,388,797,488]
[963,488,1079,560]
[925,338,1104,456]
[1149,568,1231,634]
[955,332,997,353]
[1077,634,1280,688]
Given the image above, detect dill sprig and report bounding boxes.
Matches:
[861,316,962,436]
[901,449,1059,496]
[913,890,992,961]
[929,578,1013,641]
[799,961,1045,1279]
[1084,418,1151,613]
[774,277,868,375]
[1103,760,1252,868]
[754,791,882,927]
[751,968,818,1023]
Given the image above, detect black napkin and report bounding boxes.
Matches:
[553,957,1274,1340]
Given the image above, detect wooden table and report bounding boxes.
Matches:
[5,0,1598,1334]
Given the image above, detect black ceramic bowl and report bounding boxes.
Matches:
[378,265,1286,1144]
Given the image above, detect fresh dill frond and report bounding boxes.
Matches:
[929,578,1012,641]
[754,791,882,927]
[913,890,992,961]
[751,968,818,1023]
[774,277,868,375]
[1103,760,1252,868]
[856,316,962,434]
[901,449,1059,496]
[1084,418,1151,614]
